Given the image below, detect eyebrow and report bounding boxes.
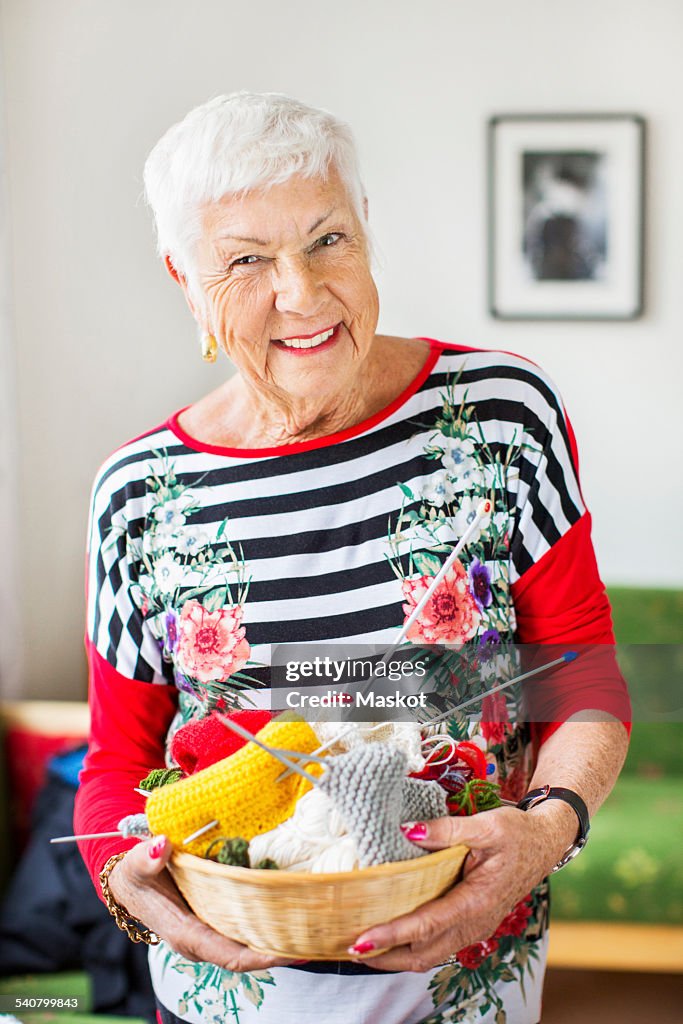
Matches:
[307,207,336,234]
[216,207,338,247]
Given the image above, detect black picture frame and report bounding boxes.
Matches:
[488,113,645,321]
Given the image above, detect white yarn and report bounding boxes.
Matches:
[249,827,316,869]
[288,786,347,840]
[312,720,426,772]
[309,836,358,873]
[249,789,358,870]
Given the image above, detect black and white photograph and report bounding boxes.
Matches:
[489,115,644,319]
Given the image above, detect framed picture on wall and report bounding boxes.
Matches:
[488,114,645,320]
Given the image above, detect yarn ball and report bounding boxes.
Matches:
[308,836,358,873]
[206,836,250,867]
[146,718,322,855]
[118,813,151,838]
[139,768,183,791]
[170,709,273,774]
[248,788,353,871]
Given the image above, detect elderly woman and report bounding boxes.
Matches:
[75,93,629,1024]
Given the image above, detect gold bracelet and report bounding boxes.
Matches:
[99,852,160,945]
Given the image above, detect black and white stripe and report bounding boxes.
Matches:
[86,345,584,684]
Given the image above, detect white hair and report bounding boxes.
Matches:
[143,91,367,282]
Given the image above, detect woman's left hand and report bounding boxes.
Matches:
[348,803,575,972]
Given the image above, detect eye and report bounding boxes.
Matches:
[229,254,262,270]
[311,232,345,250]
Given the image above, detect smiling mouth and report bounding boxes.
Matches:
[272,324,340,351]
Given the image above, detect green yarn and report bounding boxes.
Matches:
[206,836,251,867]
[203,837,279,870]
[447,778,502,816]
[139,768,184,791]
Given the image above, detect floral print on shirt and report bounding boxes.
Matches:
[108,449,265,710]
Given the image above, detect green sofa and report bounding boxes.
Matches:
[549,587,683,970]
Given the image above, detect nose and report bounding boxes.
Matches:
[272,257,326,317]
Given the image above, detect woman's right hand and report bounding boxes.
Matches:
[108,835,299,972]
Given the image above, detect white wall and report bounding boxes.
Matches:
[1,0,681,698]
[0,50,21,698]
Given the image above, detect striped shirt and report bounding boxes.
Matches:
[87,340,584,688]
[77,339,621,1024]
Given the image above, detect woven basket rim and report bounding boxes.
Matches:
[170,842,469,886]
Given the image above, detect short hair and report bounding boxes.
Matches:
[143,91,367,283]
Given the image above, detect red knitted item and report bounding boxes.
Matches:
[170,709,273,774]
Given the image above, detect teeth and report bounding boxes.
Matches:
[279,327,335,349]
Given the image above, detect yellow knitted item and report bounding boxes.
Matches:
[146,719,322,856]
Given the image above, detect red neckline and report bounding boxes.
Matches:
[166,338,444,458]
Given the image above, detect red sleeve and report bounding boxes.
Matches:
[511,512,631,745]
[73,639,178,899]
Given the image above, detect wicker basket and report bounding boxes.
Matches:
[169,843,469,959]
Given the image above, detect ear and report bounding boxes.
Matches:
[164,254,184,286]
[164,255,201,323]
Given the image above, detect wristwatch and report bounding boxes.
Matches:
[517,785,590,872]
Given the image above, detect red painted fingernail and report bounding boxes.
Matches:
[290,959,309,965]
[404,822,427,841]
[349,941,375,954]
[149,837,167,859]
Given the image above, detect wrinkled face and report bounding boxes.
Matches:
[189,169,380,401]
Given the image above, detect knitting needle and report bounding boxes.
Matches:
[263,745,331,766]
[50,831,123,843]
[395,498,493,648]
[50,812,152,845]
[276,503,494,782]
[50,820,221,848]
[275,721,386,782]
[215,713,323,786]
[357,499,494,693]
[182,819,219,846]
[421,650,579,727]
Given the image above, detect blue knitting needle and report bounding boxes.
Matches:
[421,650,579,727]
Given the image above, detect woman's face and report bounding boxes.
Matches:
[188,169,380,403]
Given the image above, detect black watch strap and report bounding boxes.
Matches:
[517,785,590,871]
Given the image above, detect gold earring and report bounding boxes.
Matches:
[201,333,218,363]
